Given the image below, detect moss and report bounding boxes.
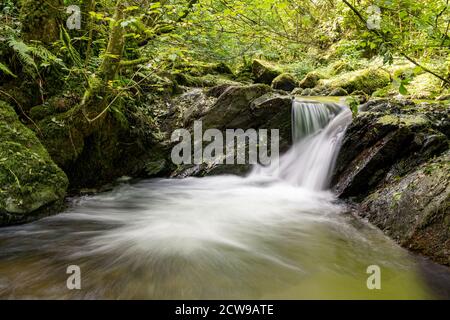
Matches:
[271,73,297,91]
[0,100,68,220]
[36,113,85,167]
[377,114,429,127]
[176,73,240,87]
[19,0,63,44]
[252,59,283,84]
[320,68,390,95]
[298,72,322,89]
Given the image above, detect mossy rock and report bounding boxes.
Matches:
[0,101,68,225]
[328,87,348,96]
[175,62,234,77]
[175,73,239,88]
[298,72,322,89]
[271,73,298,92]
[320,68,390,95]
[252,59,282,84]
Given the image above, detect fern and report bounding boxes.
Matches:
[7,38,38,73]
[0,62,16,77]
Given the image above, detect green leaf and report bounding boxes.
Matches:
[399,83,408,95]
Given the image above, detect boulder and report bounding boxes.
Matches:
[332,99,450,265]
[252,59,282,84]
[271,73,297,92]
[361,151,450,266]
[319,68,390,95]
[298,72,322,89]
[201,84,272,129]
[0,101,68,225]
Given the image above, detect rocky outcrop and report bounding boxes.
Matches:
[332,99,450,265]
[0,101,68,226]
[361,150,449,265]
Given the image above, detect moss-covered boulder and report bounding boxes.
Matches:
[298,72,322,89]
[0,101,68,225]
[252,59,282,84]
[271,73,297,92]
[320,68,390,95]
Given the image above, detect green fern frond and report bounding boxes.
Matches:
[7,38,38,72]
[28,44,65,67]
[0,62,17,77]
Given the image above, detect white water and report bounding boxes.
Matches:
[0,99,449,299]
[253,100,352,190]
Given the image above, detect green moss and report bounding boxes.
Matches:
[252,59,283,84]
[320,68,390,95]
[0,101,68,218]
[377,114,429,127]
[271,73,297,91]
[176,73,240,87]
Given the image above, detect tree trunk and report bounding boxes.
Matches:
[20,0,63,44]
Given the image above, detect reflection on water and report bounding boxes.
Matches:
[0,176,449,299]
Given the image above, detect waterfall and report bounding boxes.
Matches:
[253,99,352,190]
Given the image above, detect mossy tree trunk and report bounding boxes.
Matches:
[20,0,63,44]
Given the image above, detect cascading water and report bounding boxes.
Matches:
[253,100,352,190]
[0,97,449,299]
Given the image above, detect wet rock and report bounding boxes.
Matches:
[0,101,68,226]
[361,151,450,266]
[332,98,450,265]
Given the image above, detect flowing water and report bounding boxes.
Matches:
[1,98,450,299]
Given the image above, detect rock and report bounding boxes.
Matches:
[319,68,390,95]
[328,87,348,96]
[35,96,165,189]
[350,90,369,103]
[271,73,298,92]
[252,59,282,84]
[298,72,321,89]
[173,90,292,178]
[291,88,304,95]
[333,100,449,199]
[361,151,450,266]
[175,73,239,88]
[332,98,449,265]
[206,84,234,98]
[201,84,272,129]
[0,101,68,226]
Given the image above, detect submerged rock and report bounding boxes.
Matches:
[0,101,68,225]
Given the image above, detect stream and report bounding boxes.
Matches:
[1,99,449,299]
